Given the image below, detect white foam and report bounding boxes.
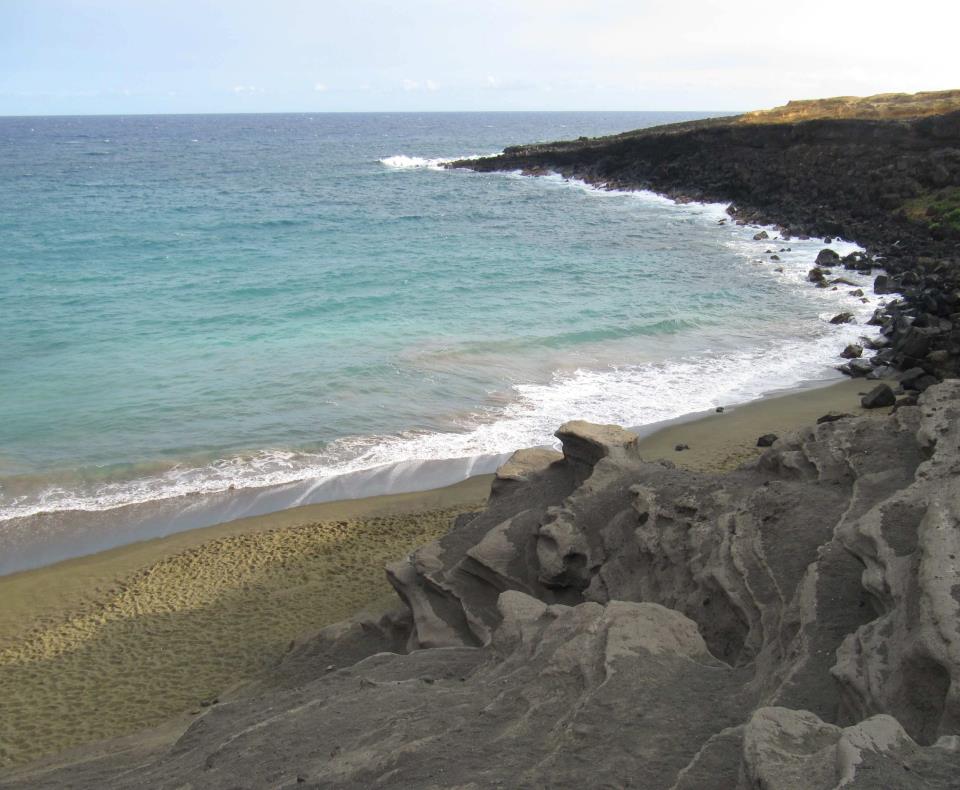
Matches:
[0,326,880,523]
[0,164,892,523]
[378,153,491,170]
[379,154,447,169]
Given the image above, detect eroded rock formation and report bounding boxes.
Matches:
[4,383,960,789]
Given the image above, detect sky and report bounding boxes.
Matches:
[2,0,958,116]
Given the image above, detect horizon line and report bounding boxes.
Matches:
[0,108,742,120]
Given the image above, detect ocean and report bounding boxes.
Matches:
[0,111,881,572]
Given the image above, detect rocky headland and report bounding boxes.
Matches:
[451,89,960,389]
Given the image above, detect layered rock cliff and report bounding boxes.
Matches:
[7,381,960,789]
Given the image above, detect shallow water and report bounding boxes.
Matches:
[0,111,883,565]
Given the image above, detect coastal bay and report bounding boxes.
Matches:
[4,0,958,783]
[0,111,883,574]
[0,378,887,768]
[2,93,957,789]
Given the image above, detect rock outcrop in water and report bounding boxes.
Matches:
[7,381,960,789]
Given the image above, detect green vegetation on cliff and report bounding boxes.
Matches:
[904,187,960,233]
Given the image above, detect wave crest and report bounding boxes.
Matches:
[378,153,490,170]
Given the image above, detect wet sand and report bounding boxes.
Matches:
[0,377,889,768]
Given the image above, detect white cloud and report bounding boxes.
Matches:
[313,82,328,92]
[401,78,439,92]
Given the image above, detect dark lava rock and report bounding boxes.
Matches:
[816,412,853,424]
[753,230,769,240]
[910,374,940,393]
[842,252,873,271]
[898,367,927,389]
[830,277,857,287]
[874,274,901,295]
[808,267,827,283]
[928,349,952,366]
[770,254,781,261]
[675,443,689,452]
[756,433,778,447]
[895,327,935,359]
[840,359,874,377]
[861,383,896,408]
[872,348,896,365]
[715,406,724,413]
[867,365,896,380]
[830,312,855,325]
[840,344,863,359]
[816,249,841,266]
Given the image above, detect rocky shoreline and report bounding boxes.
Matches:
[4,96,960,790]
[7,382,960,788]
[448,102,960,392]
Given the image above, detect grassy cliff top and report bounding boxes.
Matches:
[489,90,960,157]
[737,89,960,124]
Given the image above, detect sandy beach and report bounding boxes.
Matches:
[0,476,492,767]
[633,377,887,472]
[0,377,890,769]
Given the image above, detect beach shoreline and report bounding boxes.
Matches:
[0,375,892,769]
[1,148,890,579]
[3,90,955,788]
[1,366,881,579]
[0,475,493,768]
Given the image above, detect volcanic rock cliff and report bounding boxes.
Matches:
[6,381,960,789]
[451,91,960,256]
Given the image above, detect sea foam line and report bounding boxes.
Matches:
[0,324,880,522]
[1,161,887,522]
[378,153,490,170]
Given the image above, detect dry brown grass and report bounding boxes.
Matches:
[738,89,960,124]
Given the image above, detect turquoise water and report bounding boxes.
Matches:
[0,112,879,539]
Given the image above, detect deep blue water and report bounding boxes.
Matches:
[0,111,878,526]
